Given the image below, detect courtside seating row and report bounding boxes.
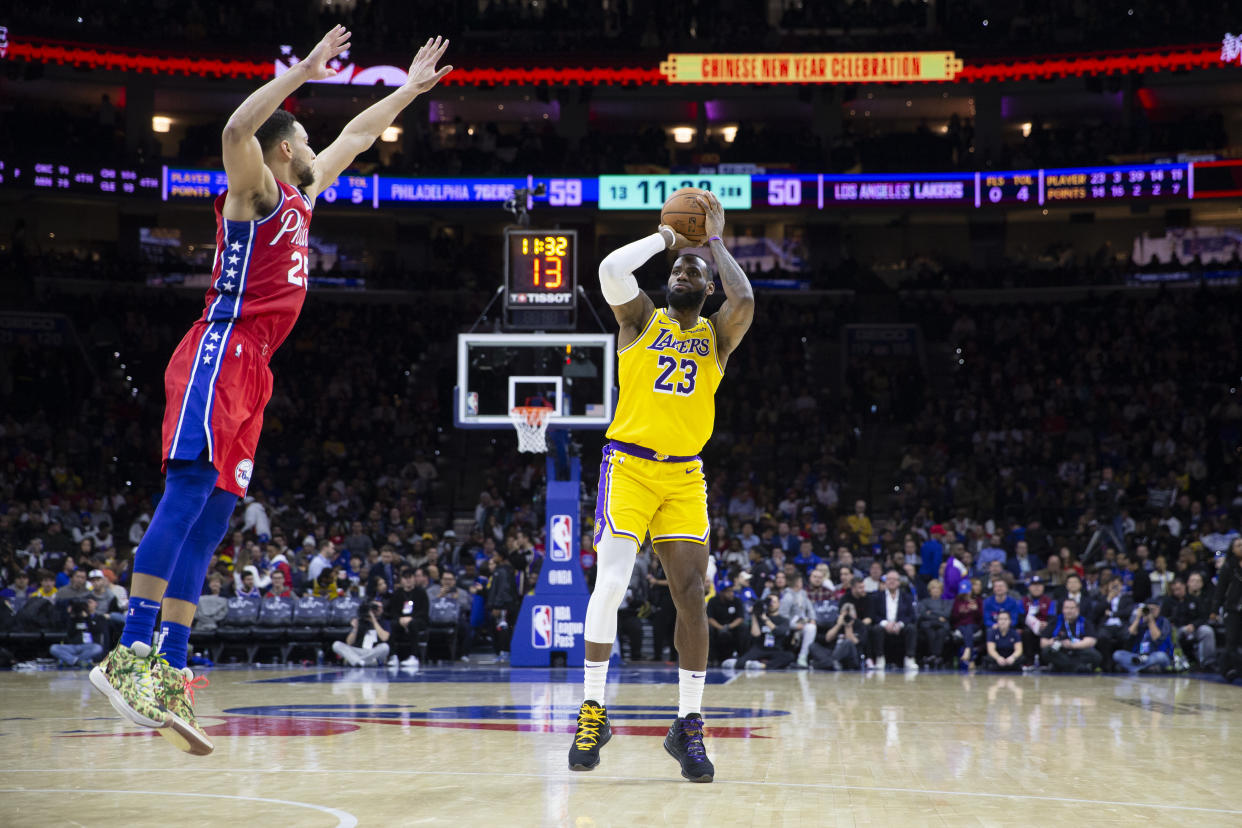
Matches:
[192,595,434,664]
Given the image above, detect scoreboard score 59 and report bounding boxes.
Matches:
[504,229,579,330]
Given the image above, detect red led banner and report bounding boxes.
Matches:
[1,34,1225,86]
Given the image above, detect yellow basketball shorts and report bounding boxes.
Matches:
[592,442,709,547]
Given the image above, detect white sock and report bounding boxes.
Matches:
[678,668,706,717]
[584,659,609,703]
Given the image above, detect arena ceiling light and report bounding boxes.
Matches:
[671,126,695,144]
[720,125,738,143]
[380,126,401,143]
[151,115,172,133]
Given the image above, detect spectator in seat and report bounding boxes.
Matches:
[862,561,884,593]
[919,525,947,584]
[86,569,125,641]
[983,560,1014,593]
[975,535,1007,574]
[485,550,520,658]
[707,582,748,665]
[54,568,90,606]
[50,598,106,667]
[1041,598,1103,673]
[952,577,985,667]
[868,570,918,672]
[1055,573,1093,620]
[722,593,794,671]
[332,598,391,667]
[1163,578,1215,669]
[984,610,1022,671]
[235,567,263,599]
[917,578,953,668]
[387,566,429,668]
[1114,599,1174,674]
[194,574,229,633]
[983,578,1023,630]
[1020,576,1056,666]
[1094,576,1134,671]
[791,539,823,576]
[780,572,818,668]
[0,572,31,613]
[345,520,374,560]
[846,500,873,546]
[1213,537,1242,683]
[1006,540,1042,585]
[265,569,294,599]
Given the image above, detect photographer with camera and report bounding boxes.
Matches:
[331,598,392,667]
[1113,599,1173,674]
[721,593,795,671]
[808,593,861,670]
[50,597,107,668]
[1040,598,1103,673]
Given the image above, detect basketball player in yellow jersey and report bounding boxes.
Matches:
[569,191,753,782]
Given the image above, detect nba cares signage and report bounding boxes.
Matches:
[659,51,964,84]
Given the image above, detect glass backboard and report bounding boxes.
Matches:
[455,332,616,429]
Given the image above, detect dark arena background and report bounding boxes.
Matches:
[2,3,1242,825]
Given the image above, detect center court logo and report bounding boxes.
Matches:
[549,514,573,562]
[234,459,254,489]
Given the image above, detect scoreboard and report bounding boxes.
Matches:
[3,156,1239,211]
[504,229,578,330]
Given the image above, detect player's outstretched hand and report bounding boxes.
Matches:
[302,25,352,80]
[697,191,726,239]
[659,224,696,250]
[404,36,453,95]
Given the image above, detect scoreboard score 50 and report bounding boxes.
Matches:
[504,229,579,330]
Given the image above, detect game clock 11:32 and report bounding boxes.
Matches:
[504,229,578,310]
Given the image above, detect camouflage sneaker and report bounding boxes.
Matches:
[152,659,214,756]
[89,642,169,729]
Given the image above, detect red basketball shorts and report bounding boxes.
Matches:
[160,320,273,496]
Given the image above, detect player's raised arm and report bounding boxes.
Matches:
[599,227,693,349]
[306,36,453,201]
[702,192,754,364]
[222,25,351,217]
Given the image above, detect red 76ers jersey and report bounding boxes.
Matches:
[203,179,313,354]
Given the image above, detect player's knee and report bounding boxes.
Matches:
[669,572,705,608]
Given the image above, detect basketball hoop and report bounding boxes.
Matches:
[510,405,555,453]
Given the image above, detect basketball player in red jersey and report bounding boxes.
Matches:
[90,26,451,755]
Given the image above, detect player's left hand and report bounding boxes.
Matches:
[697,191,726,239]
[404,36,453,95]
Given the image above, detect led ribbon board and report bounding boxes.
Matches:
[659,52,964,83]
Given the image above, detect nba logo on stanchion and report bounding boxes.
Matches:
[532,605,552,648]
[550,515,573,562]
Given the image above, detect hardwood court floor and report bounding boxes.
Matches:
[1,664,1239,827]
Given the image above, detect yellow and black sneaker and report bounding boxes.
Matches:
[663,713,715,782]
[568,700,611,771]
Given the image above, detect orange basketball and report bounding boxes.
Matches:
[660,187,709,244]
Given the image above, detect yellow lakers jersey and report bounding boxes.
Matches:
[607,308,724,457]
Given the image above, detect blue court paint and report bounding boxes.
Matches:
[252,666,733,685]
[221,703,789,721]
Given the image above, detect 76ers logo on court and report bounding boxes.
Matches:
[532,605,553,649]
[234,459,254,489]
[550,515,573,562]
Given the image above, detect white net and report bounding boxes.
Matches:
[510,406,555,453]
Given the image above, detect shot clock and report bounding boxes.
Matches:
[504,229,578,330]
